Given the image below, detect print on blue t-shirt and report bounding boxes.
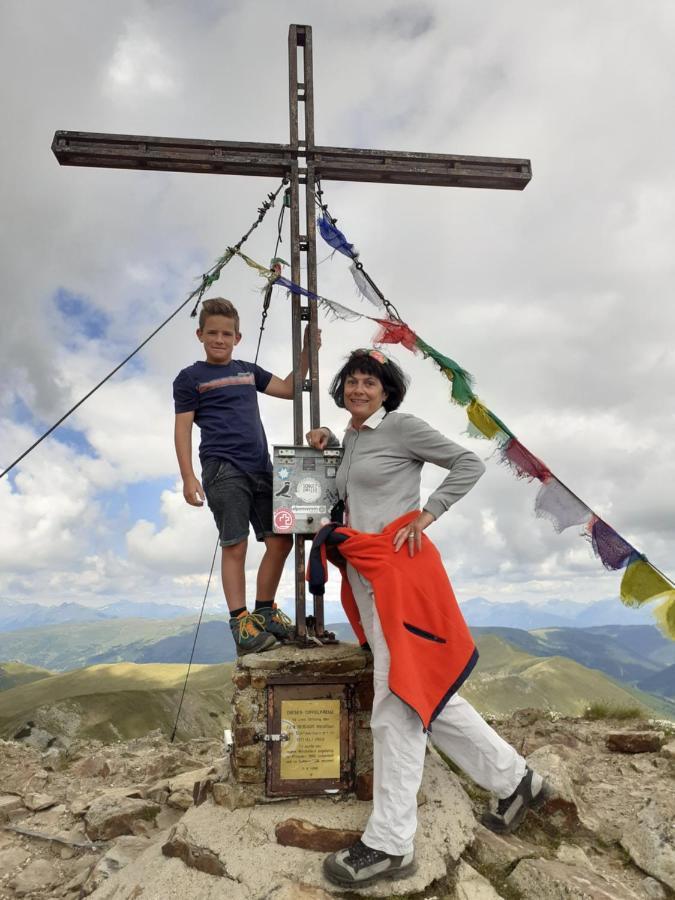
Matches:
[173,359,273,473]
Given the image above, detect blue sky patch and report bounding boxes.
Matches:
[96,478,176,553]
[10,396,97,459]
[54,289,110,341]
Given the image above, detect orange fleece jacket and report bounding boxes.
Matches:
[308,510,478,730]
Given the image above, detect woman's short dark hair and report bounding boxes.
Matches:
[329,349,408,411]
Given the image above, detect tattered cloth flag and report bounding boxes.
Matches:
[415,337,475,407]
[620,556,673,607]
[652,592,675,639]
[501,439,551,482]
[318,212,357,258]
[350,262,387,310]
[588,517,636,570]
[374,318,418,352]
[318,297,364,322]
[467,399,511,442]
[534,478,592,533]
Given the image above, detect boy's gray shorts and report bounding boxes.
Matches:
[202,458,276,546]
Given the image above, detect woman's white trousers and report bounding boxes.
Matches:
[347,564,527,856]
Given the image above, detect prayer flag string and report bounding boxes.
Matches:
[231,239,674,637]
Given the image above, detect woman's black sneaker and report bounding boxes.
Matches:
[323,839,416,888]
[481,767,550,834]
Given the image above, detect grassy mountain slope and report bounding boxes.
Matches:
[1,637,671,750]
[463,635,673,719]
[471,625,674,685]
[0,661,52,691]
[0,616,220,671]
[0,663,234,743]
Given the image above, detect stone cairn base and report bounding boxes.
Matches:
[220,642,373,808]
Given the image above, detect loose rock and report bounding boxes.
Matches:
[453,860,504,899]
[621,798,675,890]
[275,817,362,851]
[469,824,541,871]
[508,857,641,899]
[11,858,60,896]
[0,794,23,820]
[85,796,161,840]
[606,732,664,754]
[161,823,231,877]
[23,791,57,811]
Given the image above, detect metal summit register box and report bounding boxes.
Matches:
[272,445,343,535]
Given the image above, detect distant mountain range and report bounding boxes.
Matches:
[0,594,658,634]
[0,614,672,713]
[0,598,204,632]
[458,596,656,629]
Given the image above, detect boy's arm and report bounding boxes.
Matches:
[174,411,205,507]
[264,325,319,399]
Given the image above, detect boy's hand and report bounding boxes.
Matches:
[306,427,331,450]
[183,477,205,507]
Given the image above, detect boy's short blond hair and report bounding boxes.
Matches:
[198,297,240,333]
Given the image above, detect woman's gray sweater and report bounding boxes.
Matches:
[335,411,486,534]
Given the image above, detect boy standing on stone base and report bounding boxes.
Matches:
[173,297,316,655]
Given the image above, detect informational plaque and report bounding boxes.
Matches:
[280,698,341,780]
[265,678,356,797]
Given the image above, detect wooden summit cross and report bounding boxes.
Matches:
[52,23,531,642]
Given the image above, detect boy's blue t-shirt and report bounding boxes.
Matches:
[173,359,273,473]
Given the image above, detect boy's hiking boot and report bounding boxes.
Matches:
[257,604,294,642]
[323,839,416,888]
[230,611,277,656]
[481,767,550,834]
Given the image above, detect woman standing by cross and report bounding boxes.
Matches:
[306,348,549,891]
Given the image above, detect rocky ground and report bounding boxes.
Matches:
[0,712,673,899]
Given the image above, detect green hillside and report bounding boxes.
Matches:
[471,625,674,685]
[0,662,234,743]
[0,637,671,749]
[464,636,674,719]
[0,616,222,671]
[0,661,52,691]
[0,616,243,671]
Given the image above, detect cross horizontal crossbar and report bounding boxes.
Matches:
[52,131,531,190]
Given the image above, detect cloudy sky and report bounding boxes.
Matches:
[1,0,673,622]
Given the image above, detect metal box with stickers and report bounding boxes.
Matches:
[272,445,343,535]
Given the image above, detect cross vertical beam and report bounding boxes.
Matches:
[51,23,532,646]
[288,24,321,640]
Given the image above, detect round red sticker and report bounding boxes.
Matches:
[274,508,296,532]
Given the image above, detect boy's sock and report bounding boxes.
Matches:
[229,606,247,619]
[254,600,274,610]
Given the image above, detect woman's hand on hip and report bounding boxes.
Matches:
[306,427,330,450]
[393,510,435,557]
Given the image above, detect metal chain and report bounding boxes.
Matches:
[254,193,288,365]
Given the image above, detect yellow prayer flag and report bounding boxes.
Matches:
[467,399,501,440]
[620,558,673,607]
[235,250,273,277]
[652,592,675,639]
